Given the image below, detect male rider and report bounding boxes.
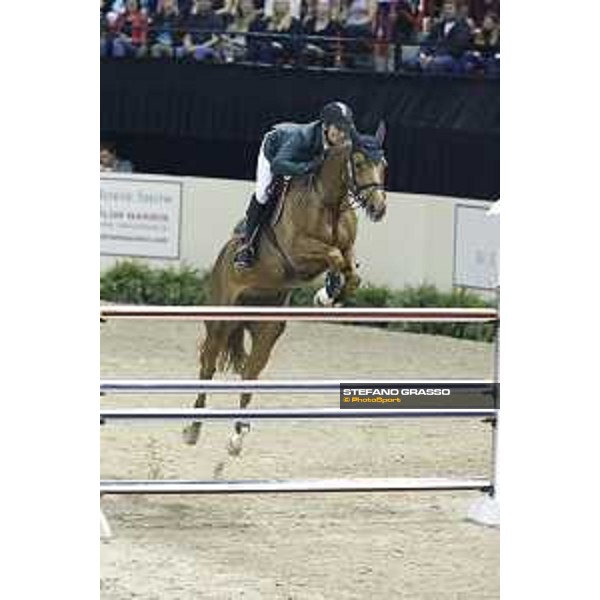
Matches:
[233,101,357,270]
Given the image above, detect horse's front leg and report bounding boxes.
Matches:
[292,237,347,305]
[293,236,346,272]
[336,246,361,304]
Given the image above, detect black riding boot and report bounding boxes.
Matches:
[234,195,268,270]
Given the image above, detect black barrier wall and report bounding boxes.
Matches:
[101,60,499,200]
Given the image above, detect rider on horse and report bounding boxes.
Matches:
[233,101,358,270]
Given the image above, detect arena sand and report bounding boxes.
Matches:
[101,319,498,599]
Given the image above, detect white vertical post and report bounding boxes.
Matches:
[467,236,500,526]
[100,506,112,540]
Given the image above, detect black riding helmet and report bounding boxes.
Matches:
[320,102,356,134]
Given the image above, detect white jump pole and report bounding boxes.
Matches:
[100,407,497,423]
[100,507,112,540]
[100,477,493,495]
[100,305,498,323]
[467,277,500,526]
[100,378,495,395]
[462,204,500,527]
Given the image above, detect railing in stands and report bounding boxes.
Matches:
[100,26,500,76]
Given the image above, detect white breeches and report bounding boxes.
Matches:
[255,137,273,205]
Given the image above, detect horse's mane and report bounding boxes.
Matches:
[287,174,312,206]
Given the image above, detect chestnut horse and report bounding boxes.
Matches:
[183,125,388,457]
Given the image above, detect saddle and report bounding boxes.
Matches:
[233,177,290,238]
[268,177,290,229]
[232,177,302,279]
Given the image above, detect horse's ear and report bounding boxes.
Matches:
[375,121,386,145]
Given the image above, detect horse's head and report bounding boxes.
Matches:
[349,122,387,222]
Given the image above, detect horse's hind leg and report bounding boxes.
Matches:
[182,322,226,446]
[227,320,287,457]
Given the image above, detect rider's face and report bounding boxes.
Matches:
[325,125,348,147]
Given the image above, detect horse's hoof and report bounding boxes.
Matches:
[227,433,244,457]
[325,271,345,298]
[182,422,201,446]
[313,286,334,307]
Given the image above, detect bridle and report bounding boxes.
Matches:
[314,144,387,247]
[345,152,386,210]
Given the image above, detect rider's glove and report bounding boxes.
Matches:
[303,156,323,174]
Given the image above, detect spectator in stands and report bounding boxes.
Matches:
[100,143,134,172]
[153,0,184,11]
[386,0,419,69]
[106,0,125,15]
[319,0,343,21]
[302,0,338,22]
[178,0,194,13]
[112,0,150,57]
[149,0,182,57]
[340,0,376,69]
[471,0,500,26]
[464,11,499,75]
[177,0,224,61]
[301,0,342,68]
[373,0,408,72]
[412,0,472,73]
[263,0,301,19]
[302,0,317,22]
[107,0,154,17]
[217,0,241,16]
[457,0,475,30]
[247,0,302,65]
[393,0,418,44]
[301,0,341,28]
[101,0,111,56]
[143,0,159,11]
[475,11,499,51]
[220,0,263,63]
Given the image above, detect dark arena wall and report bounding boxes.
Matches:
[101,60,499,200]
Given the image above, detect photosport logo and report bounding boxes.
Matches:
[339,382,498,409]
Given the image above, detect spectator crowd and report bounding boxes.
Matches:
[100,0,500,75]
[100,142,134,172]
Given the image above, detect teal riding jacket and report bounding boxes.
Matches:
[262,121,325,177]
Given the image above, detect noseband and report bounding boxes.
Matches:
[346,154,385,208]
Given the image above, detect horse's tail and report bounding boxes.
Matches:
[216,324,247,374]
[201,240,248,374]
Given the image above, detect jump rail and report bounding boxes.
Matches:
[100,378,495,395]
[101,407,497,423]
[101,477,493,495]
[100,305,498,323]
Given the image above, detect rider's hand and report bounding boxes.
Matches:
[303,157,322,174]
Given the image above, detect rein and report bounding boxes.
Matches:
[346,155,385,210]
[331,153,384,245]
[269,150,384,273]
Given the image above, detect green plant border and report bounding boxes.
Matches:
[101,261,495,341]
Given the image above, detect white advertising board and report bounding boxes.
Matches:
[453,204,499,290]
[100,175,182,259]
